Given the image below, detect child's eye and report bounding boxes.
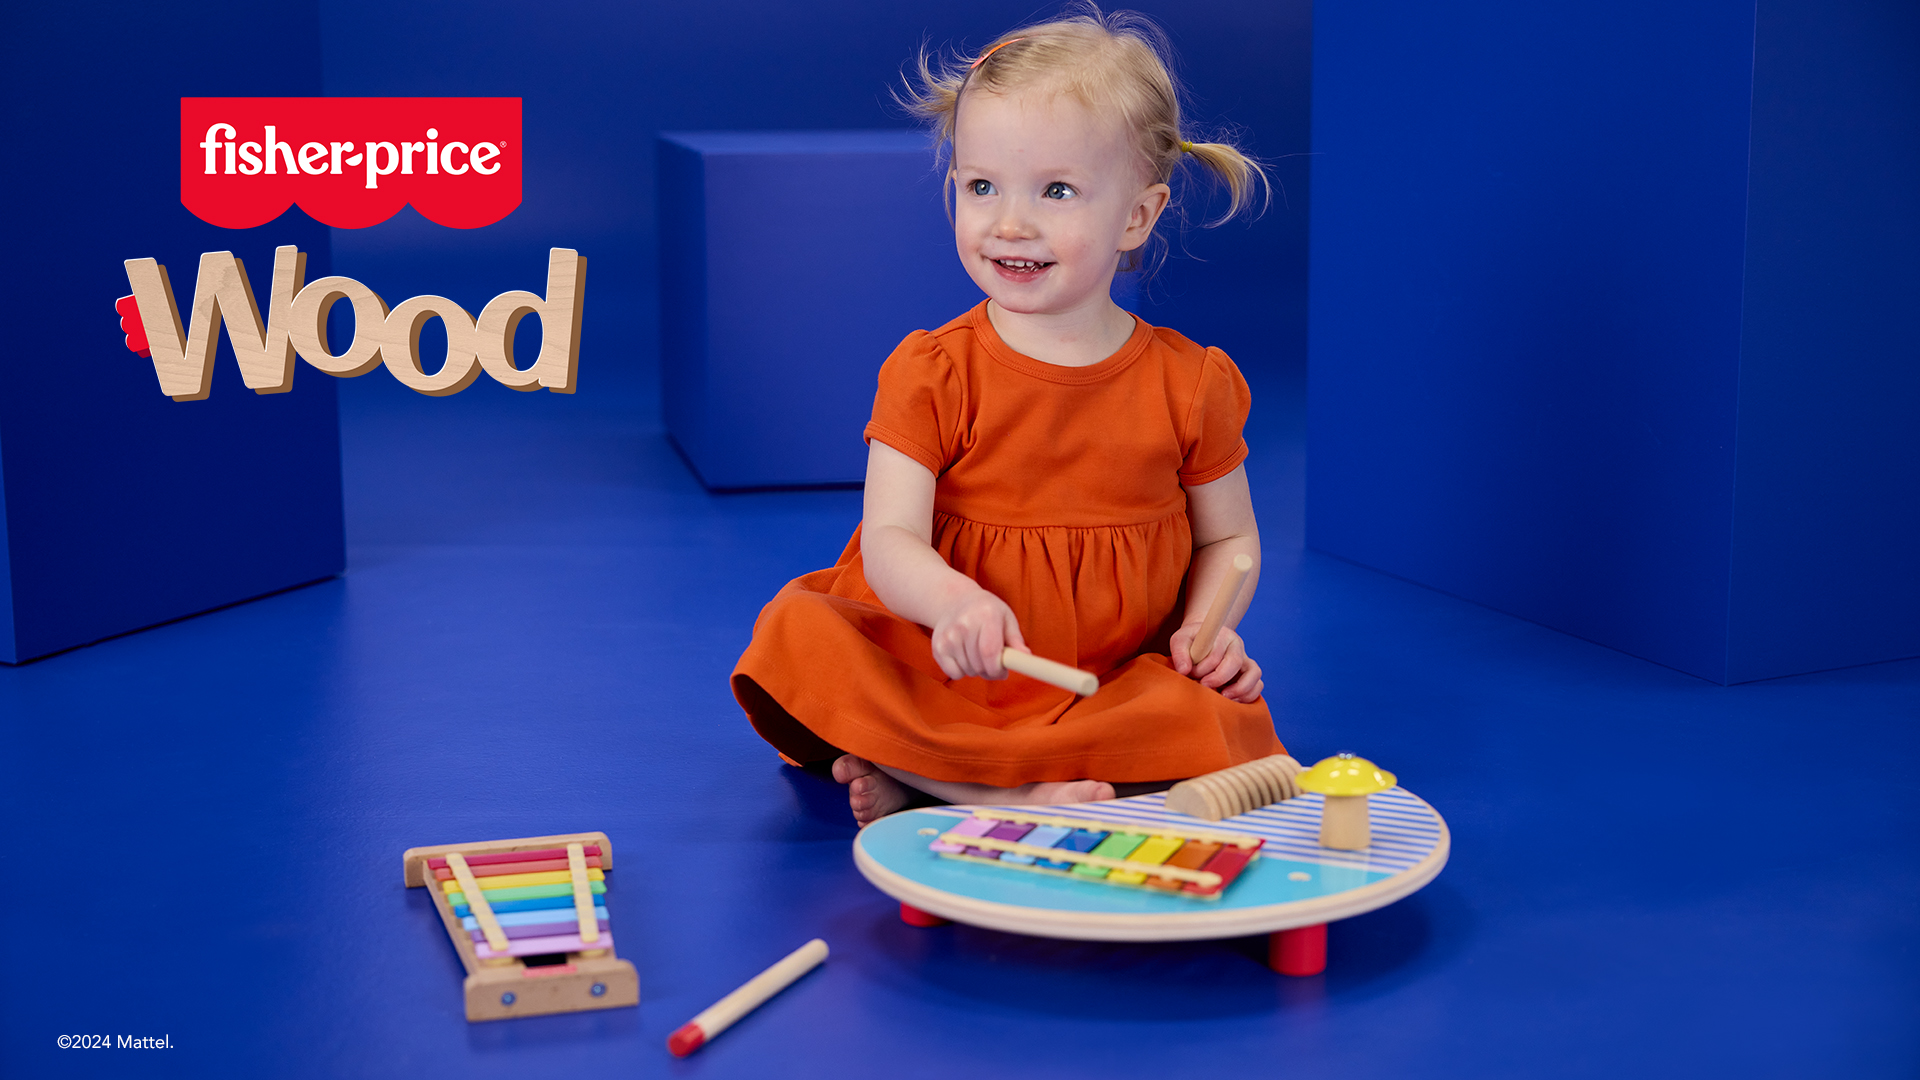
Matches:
[1043,182,1077,200]
[968,179,995,196]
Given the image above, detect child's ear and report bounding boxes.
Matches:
[1120,182,1172,252]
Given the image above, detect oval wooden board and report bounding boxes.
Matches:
[852,788,1450,942]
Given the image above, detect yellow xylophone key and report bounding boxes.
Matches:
[1105,834,1186,884]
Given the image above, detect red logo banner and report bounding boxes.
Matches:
[180,97,522,229]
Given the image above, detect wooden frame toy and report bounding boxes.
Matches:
[402,831,639,1022]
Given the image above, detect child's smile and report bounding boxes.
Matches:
[990,257,1054,282]
[950,84,1168,364]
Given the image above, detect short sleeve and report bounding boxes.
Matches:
[1178,347,1252,486]
[863,330,963,477]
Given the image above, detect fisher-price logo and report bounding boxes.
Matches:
[181,97,521,229]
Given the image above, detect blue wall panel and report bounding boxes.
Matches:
[1725,0,1920,681]
[660,132,980,489]
[0,1,344,662]
[1308,0,1919,683]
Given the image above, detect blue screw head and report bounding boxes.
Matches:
[591,983,606,997]
[500,992,516,1006]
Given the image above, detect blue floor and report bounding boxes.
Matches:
[3,360,1916,1079]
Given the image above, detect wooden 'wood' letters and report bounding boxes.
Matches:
[120,246,585,400]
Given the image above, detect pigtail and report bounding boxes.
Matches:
[1179,139,1271,225]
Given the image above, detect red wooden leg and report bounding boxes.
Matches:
[1269,923,1327,976]
[899,902,950,927]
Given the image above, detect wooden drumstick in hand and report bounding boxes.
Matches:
[1189,554,1254,664]
[1000,648,1099,697]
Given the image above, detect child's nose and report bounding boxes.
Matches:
[993,211,1036,239]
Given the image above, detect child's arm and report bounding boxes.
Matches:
[1171,464,1264,702]
[860,440,1028,681]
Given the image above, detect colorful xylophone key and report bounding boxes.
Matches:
[473,932,618,960]
[431,854,603,881]
[966,820,1035,859]
[451,881,606,918]
[439,867,604,893]
[462,906,611,940]
[1144,840,1222,890]
[999,824,1071,865]
[929,812,1264,899]
[426,845,603,870]
[1072,831,1147,877]
[1034,828,1108,870]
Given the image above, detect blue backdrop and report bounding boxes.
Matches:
[1307,0,1918,683]
[318,0,1314,418]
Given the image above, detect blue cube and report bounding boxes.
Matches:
[658,131,983,490]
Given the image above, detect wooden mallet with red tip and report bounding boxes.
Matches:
[668,939,828,1057]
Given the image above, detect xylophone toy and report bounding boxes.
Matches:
[927,809,1267,899]
[403,831,639,1022]
[855,753,1448,976]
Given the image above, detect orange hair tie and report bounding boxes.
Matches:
[971,37,1024,70]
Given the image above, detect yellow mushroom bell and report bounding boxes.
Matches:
[1294,753,1397,850]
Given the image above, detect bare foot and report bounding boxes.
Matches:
[1021,780,1116,806]
[832,754,911,826]
[873,765,1116,808]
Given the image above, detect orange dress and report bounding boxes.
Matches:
[731,302,1283,786]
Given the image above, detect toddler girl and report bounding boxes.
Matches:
[732,9,1285,824]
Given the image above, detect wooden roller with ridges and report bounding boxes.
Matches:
[1164,754,1304,821]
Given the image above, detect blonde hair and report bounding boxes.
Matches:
[899,5,1269,266]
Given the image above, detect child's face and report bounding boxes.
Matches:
[951,86,1169,321]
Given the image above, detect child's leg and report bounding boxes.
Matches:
[831,754,1115,826]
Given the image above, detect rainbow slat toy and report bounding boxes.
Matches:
[403,831,639,1022]
[927,809,1265,899]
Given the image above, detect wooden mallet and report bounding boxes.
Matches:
[999,648,1099,697]
[1189,554,1254,665]
[668,939,828,1056]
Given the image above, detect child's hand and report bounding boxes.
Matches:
[1170,624,1265,703]
[930,586,1027,682]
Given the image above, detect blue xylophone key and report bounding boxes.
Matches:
[462,906,610,930]
[1035,828,1109,870]
[999,824,1071,865]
